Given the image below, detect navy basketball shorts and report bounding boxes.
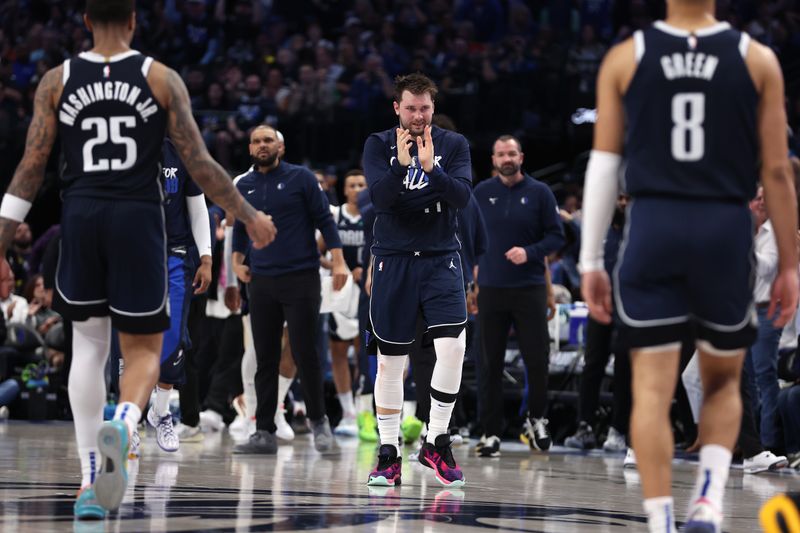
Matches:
[158,253,196,385]
[614,196,757,351]
[369,253,467,355]
[54,197,170,334]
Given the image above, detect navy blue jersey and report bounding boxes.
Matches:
[362,126,472,255]
[332,205,365,270]
[474,175,564,288]
[624,22,758,201]
[58,51,167,202]
[161,138,202,249]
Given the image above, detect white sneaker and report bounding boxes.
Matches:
[147,407,179,452]
[128,428,141,459]
[275,409,295,441]
[685,499,722,533]
[624,447,637,469]
[229,415,253,436]
[334,414,358,437]
[603,426,627,453]
[175,423,204,442]
[743,450,789,474]
[199,409,225,432]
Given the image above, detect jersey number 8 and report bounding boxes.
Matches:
[81,116,138,172]
[671,92,705,162]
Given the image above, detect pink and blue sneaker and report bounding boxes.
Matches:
[419,434,466,487]
[367,444,402,486]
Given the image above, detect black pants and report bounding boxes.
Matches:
[180,298,244,426]
[479,285,549,436]
[579,317,632,434]
[249,269,325,432]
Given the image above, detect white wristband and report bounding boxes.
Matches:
[0,194,32,223]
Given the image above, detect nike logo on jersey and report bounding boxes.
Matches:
[247,189,256,195]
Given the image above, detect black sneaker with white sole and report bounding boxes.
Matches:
[521,417,551,451]
[478,435,501,457]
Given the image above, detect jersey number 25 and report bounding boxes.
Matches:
[81,116,138,172]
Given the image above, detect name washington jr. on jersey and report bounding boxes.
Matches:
[58,80,159,126]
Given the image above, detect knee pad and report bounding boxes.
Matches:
[374,353,407,410]
[431,330,467,397]
[433,330,466,369]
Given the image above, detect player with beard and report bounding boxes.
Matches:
[231,125,349,454]
[472,135,564,458]
[362,73,473,487]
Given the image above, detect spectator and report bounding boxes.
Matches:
[745,185,785,453]
[0,260,27,325]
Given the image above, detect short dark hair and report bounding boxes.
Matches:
[86,0,135,24]
[394,73,438,103]
[493,134,522,153]
[344,169,365,184]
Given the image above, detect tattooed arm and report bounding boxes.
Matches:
[0,66,62,256]
[149,62,276,248]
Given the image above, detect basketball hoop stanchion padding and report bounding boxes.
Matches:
[760,493,800,533]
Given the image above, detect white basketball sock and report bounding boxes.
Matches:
[427,331,465,443]
[69,317,111,488]
[114,402,142,438]
[154,385,171,417]
[338,392,356,418]
[278,375,293,410]
[691,444,731,511]
[643,497,675,533]
[356,393,374,414]
[378,412,401,451]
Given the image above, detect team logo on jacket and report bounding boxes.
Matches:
[489,197,497,205]
[277,183,286,190]
[520,196,528,205]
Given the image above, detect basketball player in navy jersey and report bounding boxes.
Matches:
[580,1,798,531]
[0,0,275,518]
[363,73,472,487]
[320,170,367,437]
[142,138,213,454]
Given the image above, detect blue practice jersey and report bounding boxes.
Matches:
[161,138,202,249]
[624,22,758,202]
[58,51,167,202]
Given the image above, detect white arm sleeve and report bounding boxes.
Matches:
[186,194,212,259]
[223,224,237,289]
[578,150,622,273]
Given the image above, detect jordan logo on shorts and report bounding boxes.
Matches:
[448,258,456,270]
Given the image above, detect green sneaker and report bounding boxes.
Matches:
[74,486,106,519]
[401,415,424,445]
[357,411,378,442]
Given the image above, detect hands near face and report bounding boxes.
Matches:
[396,128,413,167]
[395,125,434,173]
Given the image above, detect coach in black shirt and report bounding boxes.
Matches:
[232,125,348,454]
